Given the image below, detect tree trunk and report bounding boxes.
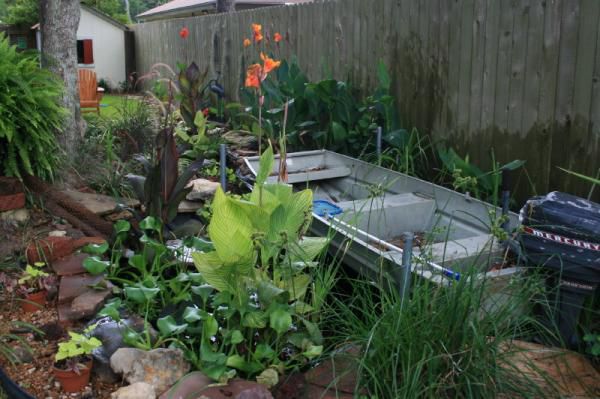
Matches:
[124,0,132,22]
[40,0,83,158]
[216,0,235,13]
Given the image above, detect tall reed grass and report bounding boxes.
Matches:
[321,267,559,398]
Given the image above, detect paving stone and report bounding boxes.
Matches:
[60,190,139,216]
[51,253,88,276]
[57,302,79,324]
[70,289,112,319]
[26,236,106,264]
[58,273,108,303]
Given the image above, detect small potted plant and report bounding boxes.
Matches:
[54,330,102,392]
[16,262,55,312]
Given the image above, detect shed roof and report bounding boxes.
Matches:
[138,0,310,19]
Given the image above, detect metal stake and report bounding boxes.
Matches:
[219,143,227,191]
[399,232,413,305]
[376,126,382,166]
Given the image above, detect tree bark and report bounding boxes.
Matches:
[124,0,132,22]
[40,0,83,158]
[216,0,235,13]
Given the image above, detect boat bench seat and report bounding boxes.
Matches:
[419,234,505,268]
[335,193,437,238]
[268,166,351,184]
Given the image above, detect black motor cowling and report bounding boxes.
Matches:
[518,191,600,347]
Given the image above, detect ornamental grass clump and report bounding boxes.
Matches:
[0,34,65,179]
[323,269,558,398]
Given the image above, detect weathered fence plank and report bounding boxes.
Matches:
[131,0,600,201]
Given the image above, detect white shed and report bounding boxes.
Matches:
[77,5,129,88]
[35,5,130,89]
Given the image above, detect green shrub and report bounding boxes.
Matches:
[235,59,401,157]
[0,35,65,179]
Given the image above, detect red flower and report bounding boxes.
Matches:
[252,23,263,43]
[179,27,189,39]
[245,63,262,89]
[273,32,282,43]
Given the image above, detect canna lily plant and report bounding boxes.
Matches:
[242,23,283,157]
[188,146,329,383]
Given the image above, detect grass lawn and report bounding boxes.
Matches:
[83,94,141,121]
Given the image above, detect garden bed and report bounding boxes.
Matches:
[0,299,122,398]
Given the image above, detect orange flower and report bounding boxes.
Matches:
[245,63,262,89]
[252,23,263,43]
[179,27,189,39]
[273,32,282,43]
[260,52,281,74]
[243,38,251,47]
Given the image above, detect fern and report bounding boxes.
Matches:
[0,34,65,180]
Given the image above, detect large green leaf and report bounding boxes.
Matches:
[257,280,288,306]
[157,315,188,335]
[192,251,230,292]
[81,242,108,255]
[279,274,311,301]
[82,256,110,275]
[242,311,267,328]
[208,188,254,263]
[124,285,160,304]
[288,237,329,263]
[255,145,275,187]
[269,307,292,335]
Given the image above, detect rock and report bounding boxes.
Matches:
[193,380,273,399]
[111,382,156,399]
[110,348,190,394]
[304,345,361,394]
[58,273,110,303]
[60,190,139,216]
[49,230,68,237]
[51,253,88,276]
[223,131,258,149]
[90,316,158,383]
[186,179,220,201]
[499,340,600,397]
[0,208,30,224]
[178,200,203,213]
[158,371,212,399]
[70,289,112,319]
[12,346,33,363]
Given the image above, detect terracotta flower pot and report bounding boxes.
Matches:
[53,360,92,393]
[21,290,47,313]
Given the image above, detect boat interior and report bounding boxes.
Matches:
[246,150,516,272]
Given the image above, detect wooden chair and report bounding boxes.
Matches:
[78,69,103,114]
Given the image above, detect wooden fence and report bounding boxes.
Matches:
[131,0,600,201]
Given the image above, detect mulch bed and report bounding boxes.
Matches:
[0,295,123,399]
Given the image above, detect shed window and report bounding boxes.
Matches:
[15,36,27,50]
[77,39,94,65]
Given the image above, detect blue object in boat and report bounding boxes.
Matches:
[313,200,343,217]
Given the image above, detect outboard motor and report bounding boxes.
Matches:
[518,192,600,348]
